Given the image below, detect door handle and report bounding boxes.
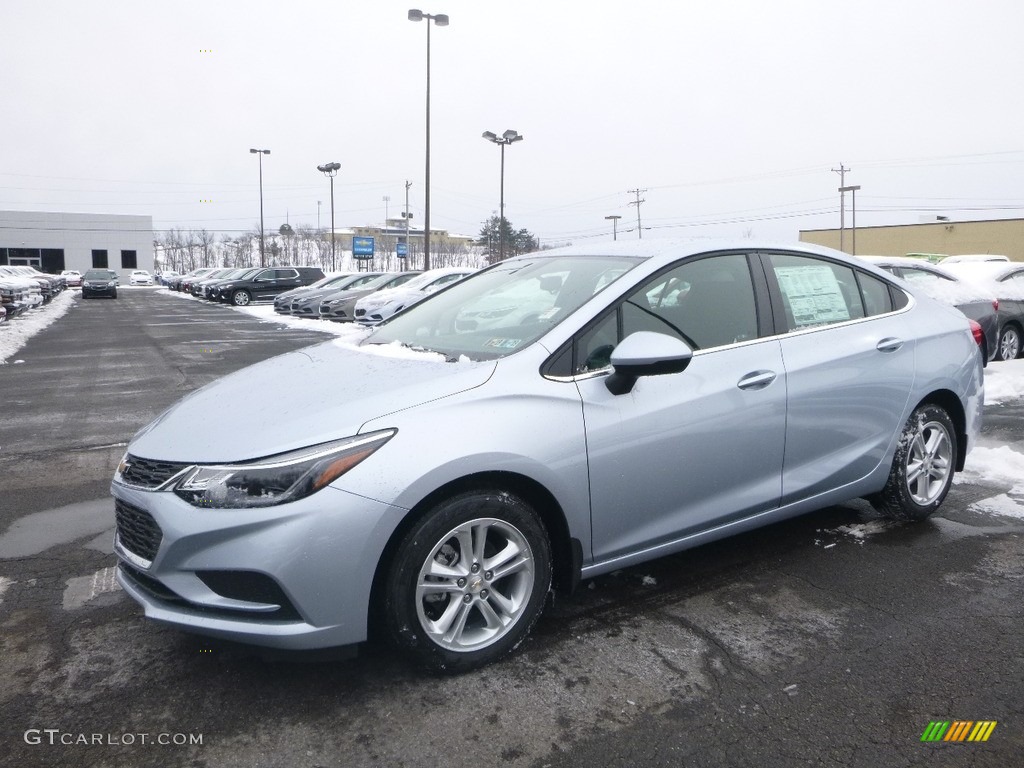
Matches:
[876,337,904,353]
[737,370,777,390]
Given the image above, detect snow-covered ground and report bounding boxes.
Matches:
[0,289,77,364]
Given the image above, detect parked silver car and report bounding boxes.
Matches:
[112,240,983,671]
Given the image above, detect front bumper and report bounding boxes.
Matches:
[82,284,117,297]
[111,479,402,649]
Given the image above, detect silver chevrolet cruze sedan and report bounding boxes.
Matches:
[112,240,983,671]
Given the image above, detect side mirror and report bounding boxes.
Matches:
[605,331,693,395]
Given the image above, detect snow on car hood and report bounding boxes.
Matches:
[129,340,496,463]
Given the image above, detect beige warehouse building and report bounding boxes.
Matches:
[799,218,1024,261]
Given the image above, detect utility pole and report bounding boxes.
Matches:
[627,188,647,239]
[831,164,849,252]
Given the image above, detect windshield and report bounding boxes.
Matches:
[335,272,382,290]
[84,270,114,280]
[365,255,640,360]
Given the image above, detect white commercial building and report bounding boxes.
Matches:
[0,210,154,278]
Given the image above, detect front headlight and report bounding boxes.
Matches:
[173,430,395,508]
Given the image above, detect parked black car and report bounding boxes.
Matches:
[214,266,325,306]
[945,261,1024,360]
[167,270,218,294]
[192,268,248,298]
[81,269,119,299]
[864,257,1000,365]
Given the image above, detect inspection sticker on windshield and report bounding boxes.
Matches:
[484,338,523,350]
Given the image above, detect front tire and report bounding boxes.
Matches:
[997,324,1021,361]
[871,404,957,521]
[231,290,252,306]
[384,489,552,672]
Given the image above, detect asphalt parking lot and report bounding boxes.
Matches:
[1,289,1022,768]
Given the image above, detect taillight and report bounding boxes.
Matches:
[993,299,999,312]
[968,319,984,348]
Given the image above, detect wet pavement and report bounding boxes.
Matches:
[1,289,1022,768]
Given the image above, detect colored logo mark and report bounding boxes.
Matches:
[921,721,997,742]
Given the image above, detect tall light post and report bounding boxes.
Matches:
[317,162,341,271]
[408,8,448,271]
[605,214,621,241]
[249,148,270,267]
[482,129,524,262]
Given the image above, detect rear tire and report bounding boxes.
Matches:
[384,489,551,673]
[997,324,1021,361]
[871,404,956,521]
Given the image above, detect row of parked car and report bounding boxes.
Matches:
[163,264,477,325]
[0,265,69,324]
[862,256,1024,361]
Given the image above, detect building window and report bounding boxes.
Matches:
[121,250,138,269]
[92,250,109,268]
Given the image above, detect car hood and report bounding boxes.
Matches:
[360,288,422,308]
[129,339,497,463]
[321,287,376,303]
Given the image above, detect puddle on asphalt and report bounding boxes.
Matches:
[0,498,114,559]
[62,566,121,610]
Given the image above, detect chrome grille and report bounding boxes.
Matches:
[119,454,189,489]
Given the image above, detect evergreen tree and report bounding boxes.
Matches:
[478,215,538,263]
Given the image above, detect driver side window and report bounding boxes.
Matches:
[573,253,759,374]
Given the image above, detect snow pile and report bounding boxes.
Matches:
[957,445,1024,491]
[0,290,77,363]
[914,278,995,306]
[968,493,1024,520]
[984,358,1024,405]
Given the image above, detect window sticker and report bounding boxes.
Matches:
[484,338,523,350]
[775,265,851,327]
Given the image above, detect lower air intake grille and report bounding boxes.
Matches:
[115,499,163,564]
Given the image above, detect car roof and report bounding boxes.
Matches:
[511,238,876,269]
[858,255,959,275]
[942,261,1023,280]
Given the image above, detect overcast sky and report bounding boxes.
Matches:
[3,0,1023,246]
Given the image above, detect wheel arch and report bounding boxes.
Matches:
[367,470,579,637]
[916,389,968,471]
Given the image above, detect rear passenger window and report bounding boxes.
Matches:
[856,271,894,316]
[768,253,865,330]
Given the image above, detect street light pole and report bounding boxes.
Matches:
[408,8,448,271]
[605,214,621,241]
[317,162,341,272]
[249,148,270,267]
[482,129,524,262]
[402,180,413,272]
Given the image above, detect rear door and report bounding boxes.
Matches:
[761,251,916,503]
